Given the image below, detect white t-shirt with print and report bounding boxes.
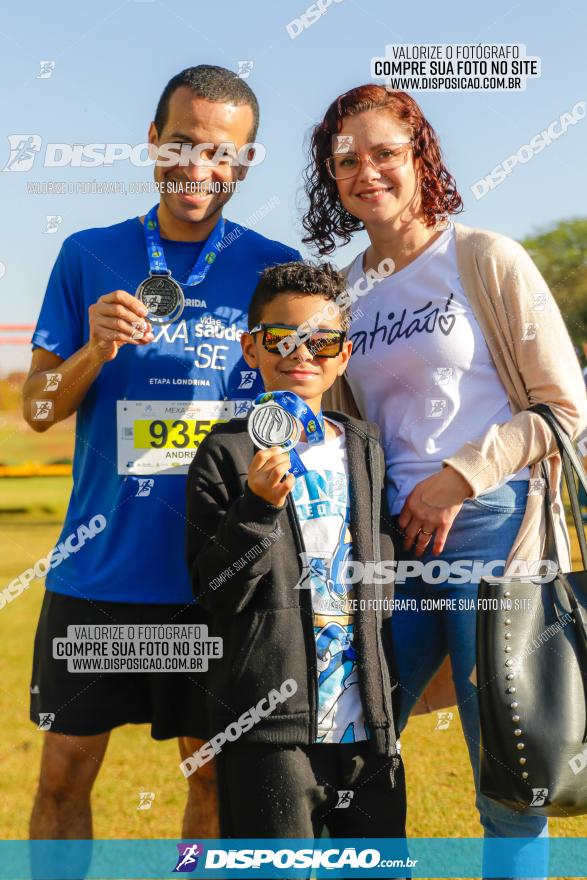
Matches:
[344,224,529,515]
[292,420,368,744]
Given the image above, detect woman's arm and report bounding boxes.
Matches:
[443,242,587,496]
[399,240,587,556]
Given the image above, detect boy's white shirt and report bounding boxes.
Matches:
[292,418,368,743]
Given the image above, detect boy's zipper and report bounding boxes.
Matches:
[389,754,402,787]
[286,494,319,743]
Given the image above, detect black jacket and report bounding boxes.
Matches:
[185,411,400,756]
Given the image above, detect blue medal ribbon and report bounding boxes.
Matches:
[253,391,325,477]
[143,204,225,286]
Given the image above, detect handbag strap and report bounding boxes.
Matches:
[563,447,587,565]
[539,459,560,567]
[557,570,587,742]
[529,404,587,741]
[529,404,587,569]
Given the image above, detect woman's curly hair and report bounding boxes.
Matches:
[302,86,463,255]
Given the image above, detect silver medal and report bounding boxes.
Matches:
[135,274,185,325]
[247,400,301,451]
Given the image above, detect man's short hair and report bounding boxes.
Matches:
[248,262,350,330]
[154,65,259,141]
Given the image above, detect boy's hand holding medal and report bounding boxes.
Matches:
[246,391,323,507]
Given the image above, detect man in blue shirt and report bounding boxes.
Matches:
[22,64,300,844]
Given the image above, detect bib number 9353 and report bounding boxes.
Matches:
[117,400,251,475]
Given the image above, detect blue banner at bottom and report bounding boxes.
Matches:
[0,837,585,879]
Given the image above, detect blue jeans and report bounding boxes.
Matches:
[390,481,548,878]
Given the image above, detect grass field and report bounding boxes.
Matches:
[1,473,587,852]
[0,412,74,468]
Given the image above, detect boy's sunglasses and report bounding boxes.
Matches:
[249,323,346,358]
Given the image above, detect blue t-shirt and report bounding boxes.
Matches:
[33,215,300,603]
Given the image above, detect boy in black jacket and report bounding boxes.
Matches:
[185,261,406,840]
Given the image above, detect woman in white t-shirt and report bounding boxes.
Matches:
[301,85,586,873]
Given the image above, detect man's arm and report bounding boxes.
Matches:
[22,291,154,432]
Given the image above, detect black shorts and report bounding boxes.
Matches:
[30,590,209,739]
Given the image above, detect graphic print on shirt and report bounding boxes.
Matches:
[292,461,368,743]
[349,291,458,355]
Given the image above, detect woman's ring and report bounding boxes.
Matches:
[419,528,433,536]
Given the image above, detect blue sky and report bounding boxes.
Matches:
[1,0,585,371]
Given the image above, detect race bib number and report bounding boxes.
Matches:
[117,399,252,475]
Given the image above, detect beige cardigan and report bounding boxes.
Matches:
[323,222,587,572]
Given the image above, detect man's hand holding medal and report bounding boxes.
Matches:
[88,290,154,363]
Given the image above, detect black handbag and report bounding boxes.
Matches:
[477,403,587,816]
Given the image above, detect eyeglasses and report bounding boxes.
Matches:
[249,323,346,358]
[325,141,413,180]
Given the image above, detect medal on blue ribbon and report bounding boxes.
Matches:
[136,204,226,325]
[247,391,326,477]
